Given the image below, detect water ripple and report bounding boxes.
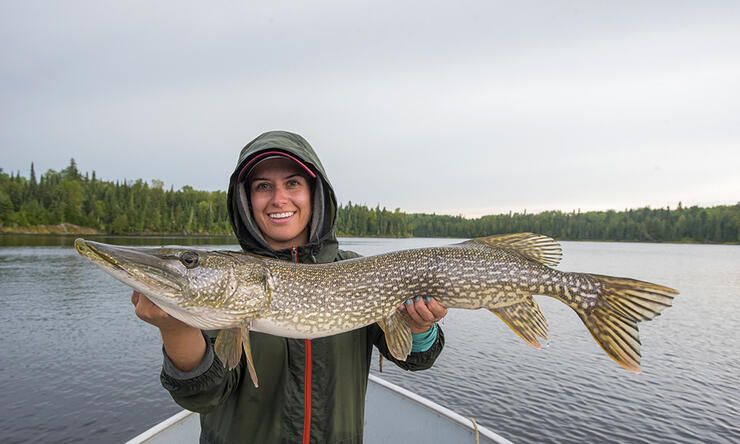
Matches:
[2,239,739,443]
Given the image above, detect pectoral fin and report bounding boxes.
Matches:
[378,311,412,361]
[214,328,243,370]
[214,326,260,388]
[241,327,259,388]
[490,296,549,348]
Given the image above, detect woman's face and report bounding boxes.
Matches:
[248,158,312,250]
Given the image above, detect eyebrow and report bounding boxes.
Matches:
[250,173,304,182]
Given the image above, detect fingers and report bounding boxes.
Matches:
[130,291,195,334]
[399,297,447,321]
[133,292,153,320]
[425,298,448,320]
[132,291,168,324]
[398,296,448,334]
[407,297,435,322]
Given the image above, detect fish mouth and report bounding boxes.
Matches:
[74,238,184,296]
[74,238,126,271]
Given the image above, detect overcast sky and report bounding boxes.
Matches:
[2,1,738,217]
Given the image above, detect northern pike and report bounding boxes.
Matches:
[74,233,677,387]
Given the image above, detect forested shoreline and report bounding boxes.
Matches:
[1,160,738,243]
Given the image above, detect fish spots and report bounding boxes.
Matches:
[236,244,612,338]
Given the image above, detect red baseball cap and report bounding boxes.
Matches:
[237,150,317,182]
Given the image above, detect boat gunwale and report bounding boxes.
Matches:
[368,374,514,444]
[126,409,194,444]
[126,374,514,444]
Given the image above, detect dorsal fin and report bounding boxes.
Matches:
[463,232,562,267]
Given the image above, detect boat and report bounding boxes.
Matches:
[127,374,514,443]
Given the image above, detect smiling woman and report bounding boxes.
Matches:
[246,157,314,250]
[124,131,448,444]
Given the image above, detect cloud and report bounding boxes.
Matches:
[1,1,738,216]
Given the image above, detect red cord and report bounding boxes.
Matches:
[302,338,312,444]
[294,245,312,444]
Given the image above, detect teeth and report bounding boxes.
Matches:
[269,212,295,219]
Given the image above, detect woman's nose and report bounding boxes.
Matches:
[270,185,288,205]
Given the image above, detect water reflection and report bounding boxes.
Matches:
[1,237,738,443]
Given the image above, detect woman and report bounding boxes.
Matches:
[132,131,447,443]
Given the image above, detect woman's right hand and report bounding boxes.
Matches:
[131,291,206,371]
[131,290,193,333]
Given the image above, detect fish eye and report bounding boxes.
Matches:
[180,251,199,269]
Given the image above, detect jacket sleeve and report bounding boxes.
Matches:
[368,322,445,371]
[336,249,446,371]
[159,330,244,413]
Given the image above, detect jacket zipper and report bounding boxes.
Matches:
[294,246,312,444]
[303,338,312,444]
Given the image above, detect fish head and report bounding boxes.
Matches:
[74,239,273,329]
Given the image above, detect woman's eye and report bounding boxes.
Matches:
[253,182,270,192]
[287,178,306,188]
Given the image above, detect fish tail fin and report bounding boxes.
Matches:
[575,275,678,372]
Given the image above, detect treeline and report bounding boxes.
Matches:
[0,160,231,234]
[337,202,740,243]
[404,206,740,243]
[1,160,739,243]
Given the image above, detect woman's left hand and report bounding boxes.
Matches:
[399,297,448,334]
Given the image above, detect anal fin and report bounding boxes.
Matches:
[378,311,412,361]
[490,296,549,348]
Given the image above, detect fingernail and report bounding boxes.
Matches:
[398,306,405,311]
[424,297,431,302]
[405,299,412,306]
[414,296,421,302]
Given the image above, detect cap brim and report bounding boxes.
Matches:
[238,151,317,182]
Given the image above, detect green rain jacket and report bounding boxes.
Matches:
[160,131,444,444]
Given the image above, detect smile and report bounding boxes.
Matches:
[269,212,295,220]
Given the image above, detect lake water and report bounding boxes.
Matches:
[0,235,738,443]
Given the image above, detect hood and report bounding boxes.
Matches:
[227,131,338,263]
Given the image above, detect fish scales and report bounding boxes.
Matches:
[74,233,677,386]
[216,244,609,338]
[262,246,524,332]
